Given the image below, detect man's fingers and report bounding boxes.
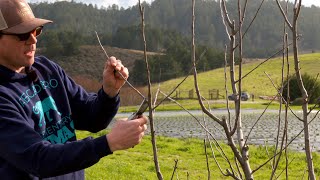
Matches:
[141,124,147,132]
[107,56,129,80]
[137,116,148,126]
[108,56,117,64]
[115,67,129,79]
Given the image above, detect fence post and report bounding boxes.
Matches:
[189,89,194,99]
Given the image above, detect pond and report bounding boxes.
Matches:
[114,109,320,152]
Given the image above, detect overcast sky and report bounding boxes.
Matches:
[27,0,320,9]
[27,0,153,8]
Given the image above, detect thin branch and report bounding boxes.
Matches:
[170,159,179,180]
[264,140,274,170]
[95,31,145,99]
[275,157,296,179]
[234,155,243,180]
[223,45,232,131]
[160,91,239,178]
[309,109,320,123]
[153,84,161,112]
[193,0,223,125]
[235,41,294,83]
[264,72,303,122]
[95,31,109,58]
[159,91,225,138]
[307,73,320,115]
[275,0,293,29]
[138,1,163,180]
[242,0,265,37]
[244,95,277,146]
[203,116,238,178]
[252,113,319,174]
[272,23,291,178]
[152,49,207,111]
[204,139,211,180]
[220,0,234,31]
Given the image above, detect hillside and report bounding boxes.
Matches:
[40,45,159,81]
[42,45,320,99]
[156,53,320,98]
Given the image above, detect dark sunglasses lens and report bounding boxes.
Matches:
[18,33,30,41]
[18,27,43,41]
[35,27,43,36]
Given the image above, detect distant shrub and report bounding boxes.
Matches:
[282,73,320,104]
[292,97,304,105]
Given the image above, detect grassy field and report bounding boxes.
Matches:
[76,131,320,179]
[154,53,320,99]
[119,98,319,113]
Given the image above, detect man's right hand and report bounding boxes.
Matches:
[106,116,148,152]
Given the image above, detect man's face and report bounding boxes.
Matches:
[0,31,37,73]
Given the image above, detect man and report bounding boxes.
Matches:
[0,0,148,179]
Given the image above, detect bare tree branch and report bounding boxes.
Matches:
[95,31,146,99]
[203,139,211,180]
[279,0,316,177]
[223,45,232,131]
[242,0,265,37]
[275,0,293,29]
[252,110,319,174]
[244,95,277,146]
[170,159,179,180]
[138,1,163,179]
[152,49,207,112]
[235,41,294,83]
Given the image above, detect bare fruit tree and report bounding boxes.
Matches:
[134,0,318,179]
[191,0,317,179]
[276,0,316,179]
[193,0,254,178]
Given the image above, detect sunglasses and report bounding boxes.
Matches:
[0,26,43,41]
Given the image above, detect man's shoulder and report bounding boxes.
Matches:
[34,56,54,65]
[33,56,63,76]
[34,56,60,69]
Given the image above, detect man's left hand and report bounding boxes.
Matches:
[102,56,129,97]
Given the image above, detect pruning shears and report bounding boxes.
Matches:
[127,99,149,120]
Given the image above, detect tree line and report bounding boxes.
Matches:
[31,0,320,58]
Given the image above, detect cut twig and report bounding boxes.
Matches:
[95,31,109,58]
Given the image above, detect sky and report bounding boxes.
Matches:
[27,0,154,8]
[26,0,320,9]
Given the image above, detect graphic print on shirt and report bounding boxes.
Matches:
[20,77,77,144]
[33,96,61,128]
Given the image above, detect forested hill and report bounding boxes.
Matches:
[31,0,320,58]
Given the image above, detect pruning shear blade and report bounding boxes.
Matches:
[127,99,148,120]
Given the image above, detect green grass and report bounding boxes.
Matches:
[119,99,318,113]
[155,53,320,99]
[76,131,320,179]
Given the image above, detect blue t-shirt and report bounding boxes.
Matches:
[0,56,119,179]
